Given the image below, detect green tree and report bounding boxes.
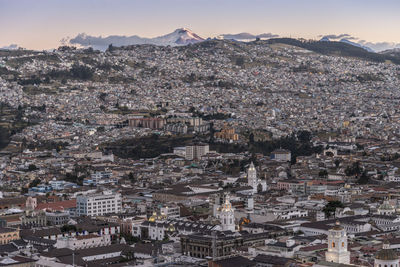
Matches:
[28,164,37,171]
[318,169,328,178]
[323,201,344,218]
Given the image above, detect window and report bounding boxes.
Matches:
[332,242,335,248]
[342,242,344,247]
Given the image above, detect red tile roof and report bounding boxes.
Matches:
[35,199,76,211]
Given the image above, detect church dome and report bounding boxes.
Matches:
[148,211,157,222]
[375,240,398,261]
[380,200,394,211]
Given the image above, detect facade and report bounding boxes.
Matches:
[21,210,47,227]
[128,117,164,129]
[185,143,209,160]
[0,227,19,245]
[325,221,350,264]
[270,149,291,162]
[55,234,111,250]
[46,211,70,226]
[181,231,269,259]
[76,191,122,216]
[146,203,180,219]
[214,124,239,141]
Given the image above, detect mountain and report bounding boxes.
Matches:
[318,37,374,52]
[339,38,375,53]
[67,28,204,50]
[218,32,279,41]
[0,44,20,50]
[380,48,400,57]
[263,38,400,64]
[151,28,204,45]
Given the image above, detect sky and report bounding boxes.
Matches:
[1,0,400,50]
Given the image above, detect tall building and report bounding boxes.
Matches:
[76,191,122,216]
[185,143,209,160]
[216,194,235,231]
[374,240,399,267]
[247,162,267,194]
[325,221,350,264]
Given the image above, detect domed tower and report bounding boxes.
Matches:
[218,194,236,231]
[325,221,350,264]
[378,199,395,215]
[375,240,399,267]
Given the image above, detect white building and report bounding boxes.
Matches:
[55,234,111,250]
[270,149,291,162]
[185,143,209,160]
[325,221,350,264]
[247,162,267,194]
[76,191,122,216]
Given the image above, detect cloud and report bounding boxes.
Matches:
[66,33,146,50]
[320,34,356,40]
[357,40,400,52]
[220,32,279,40]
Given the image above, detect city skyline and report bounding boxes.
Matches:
[1,0,400,50]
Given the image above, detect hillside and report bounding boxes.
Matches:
[261,38,400,64]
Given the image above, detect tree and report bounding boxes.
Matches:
[107,44,114,52]
[128,172,136,184]
[357,171,369,184]
[28,164,38,171]
[323,201,344,218]
[297,130,312,143]
[318,169,328,178]
[61,224,77,233]
[249,133,255,144]
[345,161,362,177]
[29,178,41,188]
[334,159,341,168]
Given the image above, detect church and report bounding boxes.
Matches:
[247,162,267,194]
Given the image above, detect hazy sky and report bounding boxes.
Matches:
[1,0,400,50]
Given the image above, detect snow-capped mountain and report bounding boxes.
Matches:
[153,28,204,45]
[319,37,374,52]
[67,28,204,50]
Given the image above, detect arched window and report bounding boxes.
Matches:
[342,242,344,247]
[332,242,335,248]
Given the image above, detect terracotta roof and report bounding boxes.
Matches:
[35,199,76,211]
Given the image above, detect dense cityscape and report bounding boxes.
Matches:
[1,19,400,267]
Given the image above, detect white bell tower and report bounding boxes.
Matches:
[325,221,350,264]
[247,162,258,193]
[219,194,236,231]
